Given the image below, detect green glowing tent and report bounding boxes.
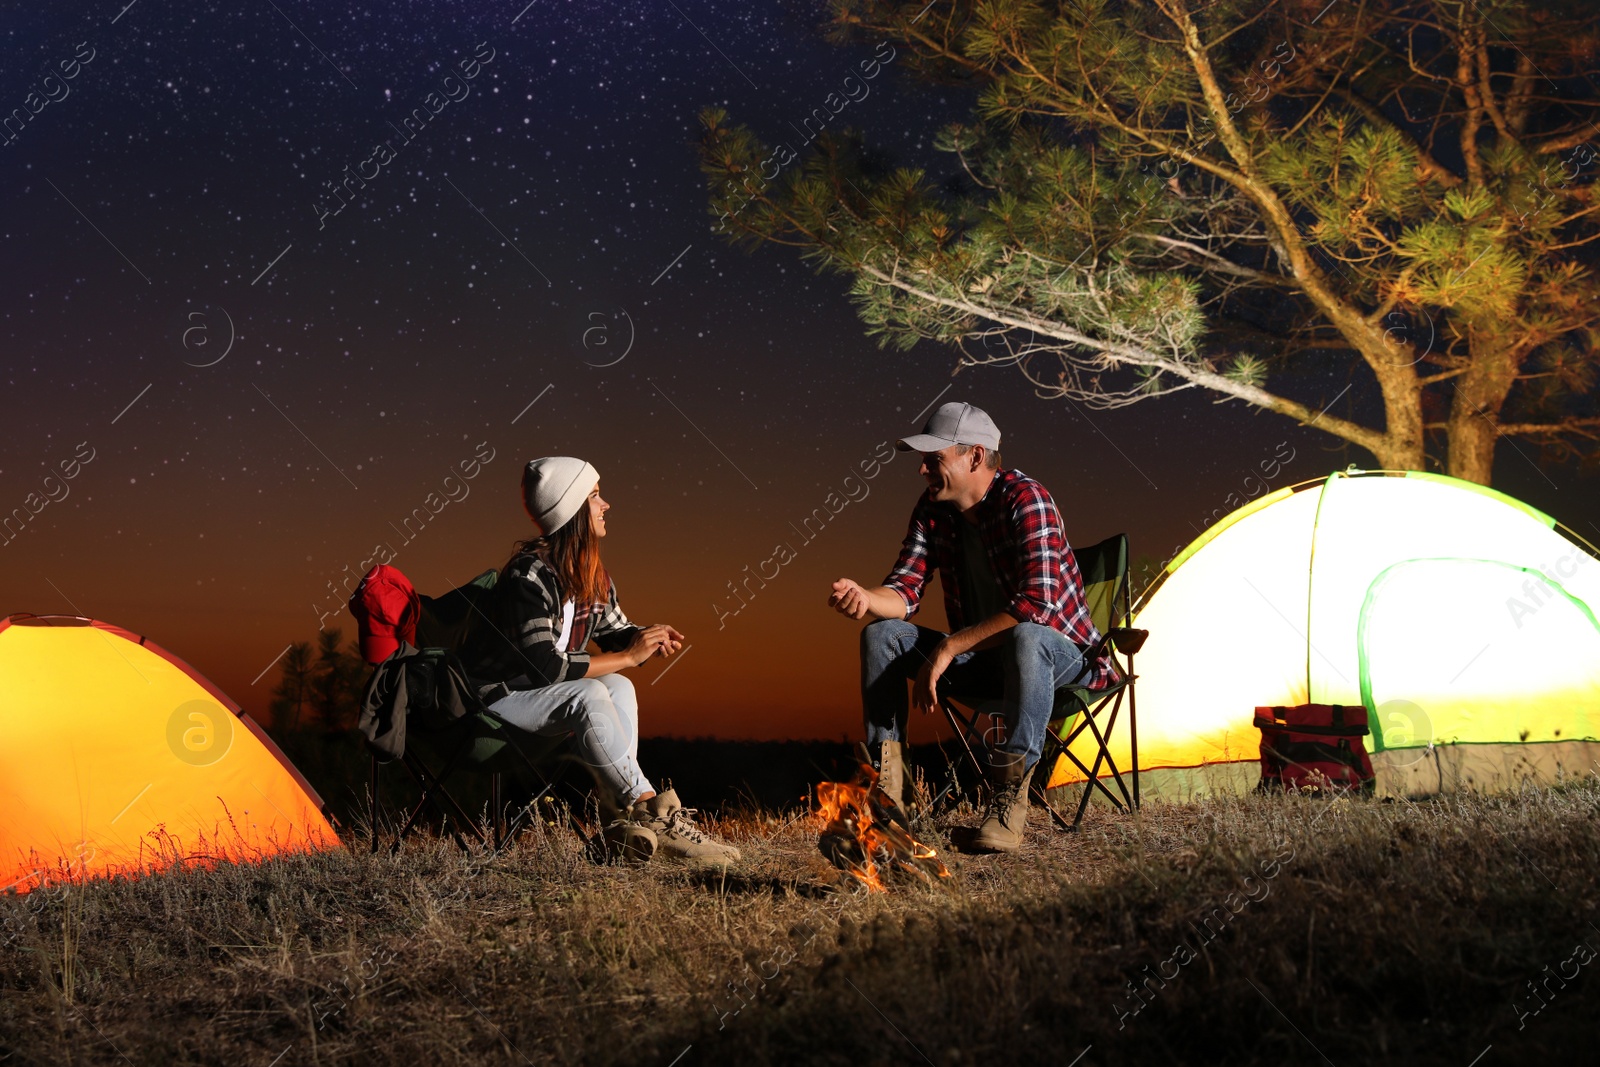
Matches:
[1060,470,1600,799]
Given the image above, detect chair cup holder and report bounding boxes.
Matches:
[1108,627,1148,655]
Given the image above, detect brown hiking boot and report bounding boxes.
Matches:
[870,739,916,815]
[630,789,741,866]
[600,818,657,865]
[972,752,1032,853]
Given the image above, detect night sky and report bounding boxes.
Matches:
[4,1,1597,741]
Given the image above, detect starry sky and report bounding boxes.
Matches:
[4,0,1597,741]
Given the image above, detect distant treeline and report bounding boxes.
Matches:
[266,630,367,733]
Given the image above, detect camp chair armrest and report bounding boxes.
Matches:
[1106,627,1148,656]
[1078,626,1148,669]
[1060,626,1148,690]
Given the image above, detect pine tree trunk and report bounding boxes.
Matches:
[1369,364,1427,472]
[1445,343,1520,486]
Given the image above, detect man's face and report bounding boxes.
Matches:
[919,446,968,502]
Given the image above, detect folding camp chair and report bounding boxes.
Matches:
[364,569,574,853]
[938,532,1149,831]
[368,709,569,853]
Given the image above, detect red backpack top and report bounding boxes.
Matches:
[348,564,421,665]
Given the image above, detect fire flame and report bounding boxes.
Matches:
[815,764,949,892]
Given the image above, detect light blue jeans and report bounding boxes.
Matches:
[486,673,652,804]
[861,619,1087,769]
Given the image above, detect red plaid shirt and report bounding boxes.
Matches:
[881,468,1117,690]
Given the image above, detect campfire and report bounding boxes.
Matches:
[815,764,950,891]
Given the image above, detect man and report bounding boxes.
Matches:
[828,402,1116,852]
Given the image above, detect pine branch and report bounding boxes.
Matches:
[855,259,1390,455]
[1495,415,1600,436]
[1130,233,1298,287]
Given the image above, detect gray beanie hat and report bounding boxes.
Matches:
[522,456,600,535]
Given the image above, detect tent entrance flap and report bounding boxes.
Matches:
[1358,557,1600,754]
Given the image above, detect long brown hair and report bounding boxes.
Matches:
[507,484,609,607]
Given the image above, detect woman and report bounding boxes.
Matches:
[463,455,739,866]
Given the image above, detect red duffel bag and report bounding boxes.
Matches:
[1254,703,1375,796]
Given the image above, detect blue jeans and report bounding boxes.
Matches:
[486,673,652,805]
[860,619,1086,769]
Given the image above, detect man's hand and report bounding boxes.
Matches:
[828,578,872,620]
[911,642,953,716]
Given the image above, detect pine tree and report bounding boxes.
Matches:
[309,629,364,732]
[700,0,1600,483]
[268,642,315,731]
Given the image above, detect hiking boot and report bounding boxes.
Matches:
[630,789,741,866]
[972,752,1032,853]
[600,817,657,865]
[870,739,915,816]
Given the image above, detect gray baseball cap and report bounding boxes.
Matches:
[896,401,1002,453]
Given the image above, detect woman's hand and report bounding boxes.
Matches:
[655,623,686,656]
[626,624,685,666]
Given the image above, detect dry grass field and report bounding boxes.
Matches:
[4,780,1599,1066]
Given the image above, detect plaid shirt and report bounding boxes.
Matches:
[464,551,639,690]
[881,468,1117,690]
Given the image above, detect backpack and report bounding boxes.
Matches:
[1254,703,1376,796]
[415,568,499,652]
[349,566,500,761]
[349,565,499,665]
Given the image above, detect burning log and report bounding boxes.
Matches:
[816,764,950,891]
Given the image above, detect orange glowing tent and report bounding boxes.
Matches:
[0,615,339,893]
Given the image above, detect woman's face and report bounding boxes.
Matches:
[587,481,609,536]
